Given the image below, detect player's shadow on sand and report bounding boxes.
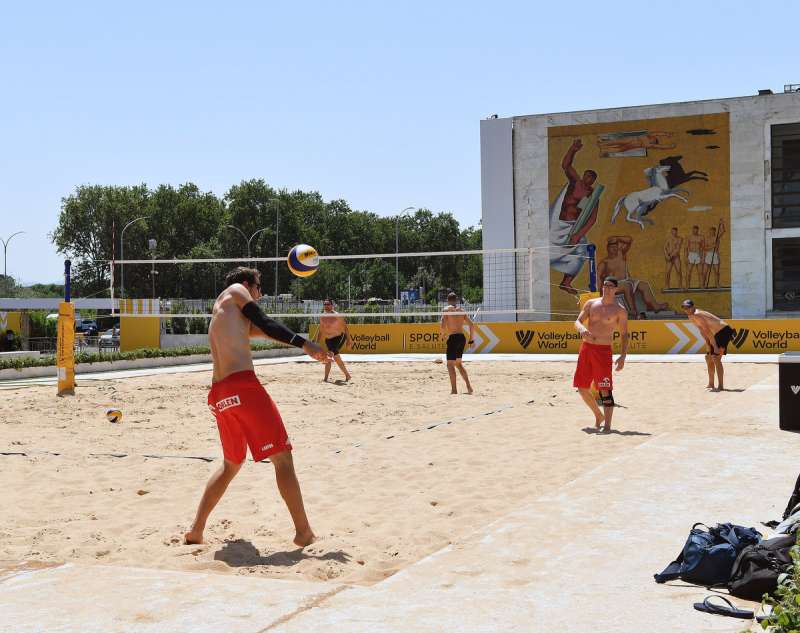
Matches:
[580,427,651,436]
[214,539,351,568]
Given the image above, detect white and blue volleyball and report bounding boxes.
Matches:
[287,244,319,278]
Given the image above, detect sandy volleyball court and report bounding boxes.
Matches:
[0,359,774,585]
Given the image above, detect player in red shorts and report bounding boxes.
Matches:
[184,267,330,547]
[573,276,629,432]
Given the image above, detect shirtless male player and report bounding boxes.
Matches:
[681,299,735,391]
[573,277,629,432]
[185,267,330,547]
[440,292,475,394]
[313,298,352,382]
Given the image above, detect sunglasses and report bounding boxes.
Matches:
[602,283,617,288]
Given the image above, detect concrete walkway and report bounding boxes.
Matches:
[0,369,792,632]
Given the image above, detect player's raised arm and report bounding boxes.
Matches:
[229,284,328,361]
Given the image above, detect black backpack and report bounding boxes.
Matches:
[783,472,800,520]
[728,533,797,601]
[654,523,762,587]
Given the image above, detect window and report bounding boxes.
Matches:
[772,237,800,311]
[772,122,800,228]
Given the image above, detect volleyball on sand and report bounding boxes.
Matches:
[106,408,123,423]
[287,244,319,278]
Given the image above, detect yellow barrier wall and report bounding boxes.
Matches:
[312,319,800,354]
[0,311,23,335]
[120,299,161,352]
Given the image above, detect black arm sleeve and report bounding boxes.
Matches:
[241,302,306,348]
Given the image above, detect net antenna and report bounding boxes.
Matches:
[108,247,596,320]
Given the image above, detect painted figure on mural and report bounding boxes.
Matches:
[659,155,709,189]
[685,225,704,289]
[597,131,676,157]
[597,235,671,318]
[611,165,690,230]
[703,220,726,289]
[664,227,683,290]
[549,139,604,295]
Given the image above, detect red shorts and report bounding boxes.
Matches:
[573,342,613,390]
[207,370,292,463]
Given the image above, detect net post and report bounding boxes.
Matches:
[587,244,597,292]
[57,260,75,396]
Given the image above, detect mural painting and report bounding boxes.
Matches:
[548,113,730,319]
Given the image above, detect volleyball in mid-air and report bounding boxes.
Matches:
[287,244,319,278]
[106,408,123,424]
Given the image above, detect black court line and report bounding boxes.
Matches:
[335,405,514,453]
[0,450,220,462]
[3,406,515,462]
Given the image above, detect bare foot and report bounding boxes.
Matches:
[601,425,612,434]
[184,530,205,545]
[294,528,316,548]
[451,390,457,395]
[344,374,352,382]
[594,413,605,430]
[466,388,474,395]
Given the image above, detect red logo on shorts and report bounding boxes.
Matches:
[216,395,241,412]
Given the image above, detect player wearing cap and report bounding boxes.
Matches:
[681,299,734,391]
[440,292,475,394]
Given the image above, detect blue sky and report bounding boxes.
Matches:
[1,0,797,284]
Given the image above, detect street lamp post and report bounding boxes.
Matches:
[148,238,158,301]
[120,217,146,300]
[395,206,416,304]
[274,203,280,298]
[224,225,271,267]
[1,231,25,294]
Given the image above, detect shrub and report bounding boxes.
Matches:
[758,532,800,632]
[0,341,284,371]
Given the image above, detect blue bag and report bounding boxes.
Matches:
[654,523,762,586]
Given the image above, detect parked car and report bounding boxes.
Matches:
[98,328,120,349]
[78,320,98,336]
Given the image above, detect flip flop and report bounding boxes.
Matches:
[693,596,753,619]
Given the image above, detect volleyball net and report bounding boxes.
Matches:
[107,247,598,327]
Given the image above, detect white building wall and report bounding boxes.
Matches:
[483,92,800,319]
[480,117,517,321]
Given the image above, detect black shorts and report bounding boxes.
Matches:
[446,333,466,361]
[714,325,735,353]
[325,333,346,355]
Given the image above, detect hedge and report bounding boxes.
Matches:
[0,341,284,371]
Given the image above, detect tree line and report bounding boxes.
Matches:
[51,180,483,303]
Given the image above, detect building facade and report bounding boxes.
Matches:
[481,90,800,319]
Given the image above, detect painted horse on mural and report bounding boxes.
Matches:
[611,165,689,230]
[658,155,709,188]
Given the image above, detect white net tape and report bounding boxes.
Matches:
[109,248,596,321]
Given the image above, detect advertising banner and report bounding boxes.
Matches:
[311,319,800,355]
